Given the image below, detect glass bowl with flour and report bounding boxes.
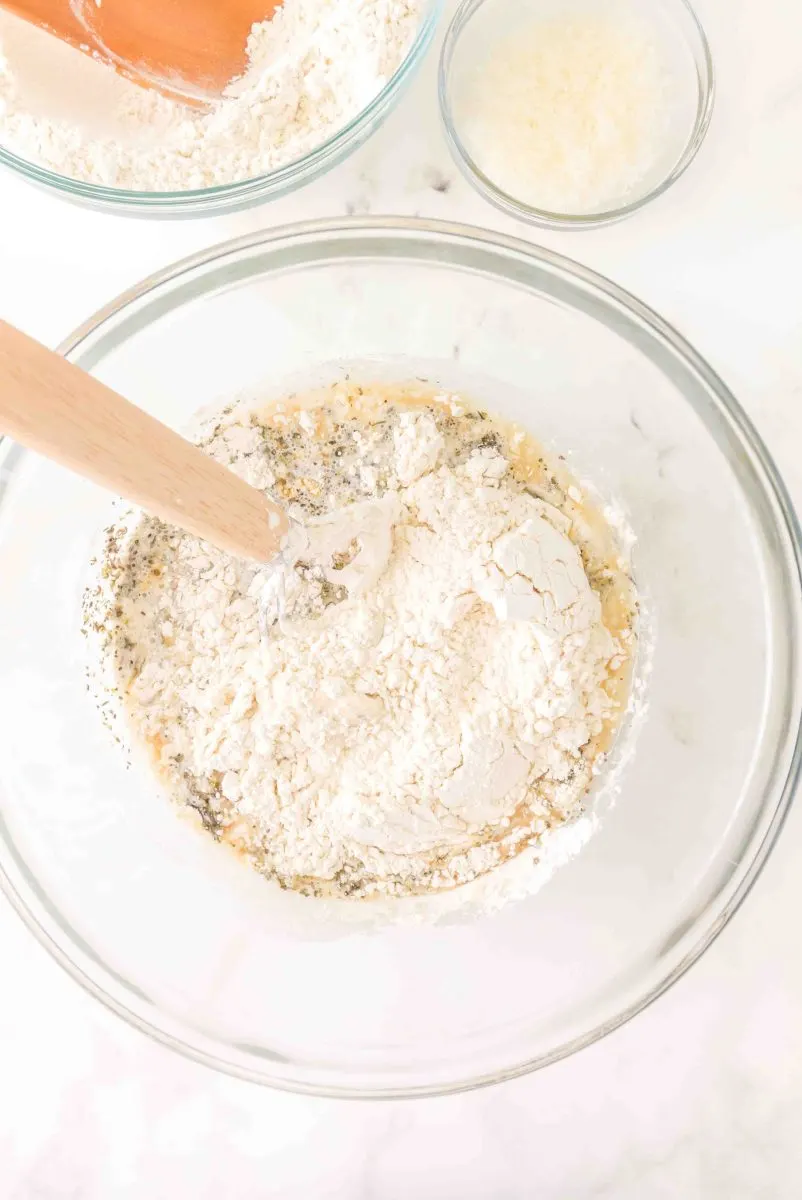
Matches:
[0,220,799,1097]
[0,0,441,214]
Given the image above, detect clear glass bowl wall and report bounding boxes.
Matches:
[0,1,442,216]
[0,220,800,1097]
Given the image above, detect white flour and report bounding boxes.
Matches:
[0,0,422,189]
[83,384,638,905]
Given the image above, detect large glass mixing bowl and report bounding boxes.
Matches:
[0,219,800,1097]
[0,3,441,217]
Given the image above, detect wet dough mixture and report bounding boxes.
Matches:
[83,381,638,900]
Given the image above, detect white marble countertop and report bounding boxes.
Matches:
[2,0,802,1194]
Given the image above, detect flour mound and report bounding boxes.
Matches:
[83,387,637,901]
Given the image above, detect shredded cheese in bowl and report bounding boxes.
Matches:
[442,0,712,223]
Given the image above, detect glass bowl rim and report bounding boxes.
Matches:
[437,0,715,230]
[0,215,799,1098]
[0,0,443,215]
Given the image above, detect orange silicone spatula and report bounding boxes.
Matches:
[2,0,281,103]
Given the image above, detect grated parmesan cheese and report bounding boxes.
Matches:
[455,8,672,215]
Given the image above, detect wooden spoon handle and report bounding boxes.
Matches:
[0,320,289,562]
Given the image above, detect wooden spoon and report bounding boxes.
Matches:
[0,319,290,563]
[2,0,282,102]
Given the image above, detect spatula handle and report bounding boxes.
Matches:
[0,320,288,562]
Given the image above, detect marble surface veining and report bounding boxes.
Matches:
[2,0,802,1195]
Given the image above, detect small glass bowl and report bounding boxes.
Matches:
[439,0,714,229]
[0,1,442,218]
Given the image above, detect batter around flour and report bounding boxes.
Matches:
[83,381,638,902]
